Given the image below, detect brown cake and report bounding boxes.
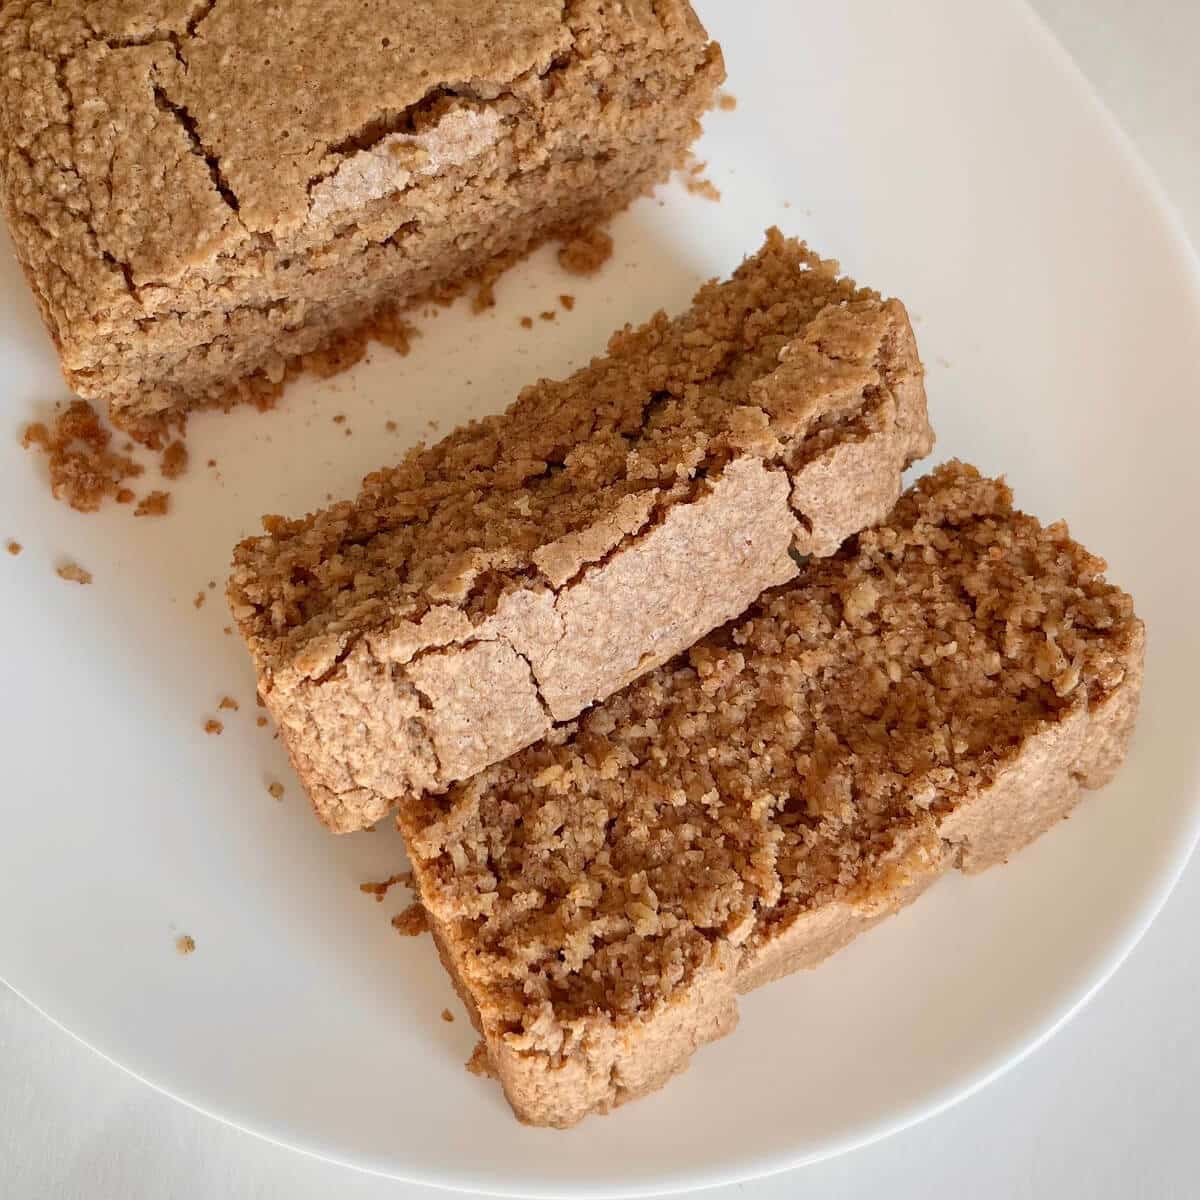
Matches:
[396,462,1145,1127]
[229,231,932,831]
[0,0,722,432]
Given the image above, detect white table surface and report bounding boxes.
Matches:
[3,3,1198,1197]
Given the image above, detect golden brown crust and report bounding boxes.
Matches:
[229,232,933,831]
[0,0,722,424]
[397,462,1144,1126]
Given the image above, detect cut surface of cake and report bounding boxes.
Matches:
[229,231,932,831]
[396,462,1144,1127]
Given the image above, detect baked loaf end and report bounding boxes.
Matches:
[399,462,1143,1126]
[0,0,722,429]
[230,231,932,831]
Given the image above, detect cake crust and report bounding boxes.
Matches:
[397,462,1144,1126]
[230,232,933,831]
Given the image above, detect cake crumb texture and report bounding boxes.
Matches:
[557,228,614,276]
[20,402,142,512]
[399,462,1144,1127]
[175,934,195,956]
[230,231,931,833]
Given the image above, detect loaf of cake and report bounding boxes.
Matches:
[395,462,1144,1127]
[229,231,933,832]
[0,0,722,433]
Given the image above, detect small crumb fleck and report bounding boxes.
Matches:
[175,934,195,956]
[223,626,232,636]
[203,719,223,735]
[218,696,239,711]
[56,561,92,585]
[441,1009,455,1023]
[559,294,575,311]
[193,591,205,609]
[256,715,268,728]
[519,316,533,329]
[206,458,217,468]
[718,91,737,111]
[360,872,410,902]
[385,420,398,432]
[557,227,613,276]
[208,580,215,589]
[134,490,170,517]
[116,488,135,504]
[333,414,346,424]
[5,540,21,556]
[466,1040,495,1078]
[160,440,188,479]
[267,781,284,800]
[392,903,429,936]
[539,310,556,322]
[344,427,353,437]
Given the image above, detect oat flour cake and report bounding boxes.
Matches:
[396,463,1144,1127]
[229,232,933,832]
[0,0,722,432]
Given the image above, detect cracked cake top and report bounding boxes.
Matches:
[0,0,706,348]
[229,230,923,686]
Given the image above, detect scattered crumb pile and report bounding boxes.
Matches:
[55,561,92,585]
[22,402,142,512]
[557,227,614,276]
[175,935,196,956]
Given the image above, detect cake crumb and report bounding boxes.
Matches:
[223,626,232,636]
[175,935,195,956]
[134,491,170,517]
[5,540,21,556]
[56,561,93,585]
[116,488,135,504]
[385,420,398,432]
[193,591,205,609]
[557,227,613,276]
[21,401,143,513]
[203,719,223,735]
[160,441,188,479]
[332,414,346,424]
[267,781,285,800]
[717,91,737,111]
[391,903,429,936]
[519,316,533,329]
[218,696,239,711]
[539,310,556,322]
[684,157,721,202]
[466,1041,495,1079]
[360,872,411,902]
[207,458,217,468]
[441,1009,455,1023]
[256,716,269,728]
[559,294,575,311]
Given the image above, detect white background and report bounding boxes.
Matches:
[3,2,1198,1197]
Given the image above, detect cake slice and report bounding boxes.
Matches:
[0,0,722,433]
[229,231,933,832]
[396,462,1144,1127]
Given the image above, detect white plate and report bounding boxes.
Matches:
[2,0,1198,1194]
